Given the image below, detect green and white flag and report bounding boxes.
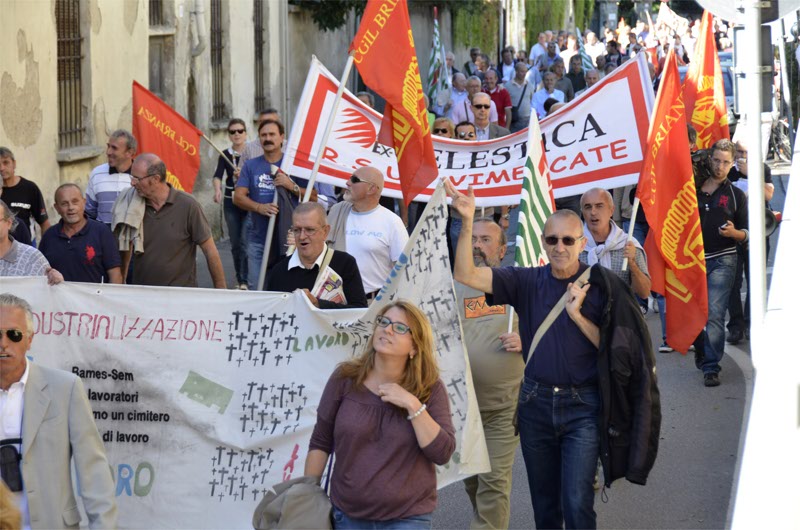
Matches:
[515,112,555,267]
[427,7,450,106]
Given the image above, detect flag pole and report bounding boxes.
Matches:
[302,52,356,203]
[201,133,236,170]
[621,197,640,271]
[257,166,281,291]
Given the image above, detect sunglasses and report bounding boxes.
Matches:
[349,174,376,186]
[433,128,450,134]
[376,316,412,335]
[458,131,476,139]
[228,129,245,135]
[0,329,25,343]
[473,104,491,110]
[543,235,585,246]
[130,174,155,182]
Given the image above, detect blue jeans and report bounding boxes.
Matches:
[517,378,600,529]
[247,236,265,291]
[623,219,650,310]
[332,506,432,529]
[702,254,737,374]
[223,199,249,285]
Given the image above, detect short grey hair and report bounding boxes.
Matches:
[110,129,137,153]
[0,293,34,333]
[293,202,328,226]
[0,200,19,231]
[0,147,14,160]
[474,217,507,246]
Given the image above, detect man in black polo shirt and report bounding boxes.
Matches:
[39,184,122,283]
[447,181,659,529]
[697,139,749,387]
[266,202,367,309]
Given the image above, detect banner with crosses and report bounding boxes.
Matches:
[8,183,488,528]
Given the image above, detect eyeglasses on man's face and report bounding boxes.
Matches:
[0,329,25,343]
[543,235,585,246]
[349,174,376,187]
[457,131,476,139]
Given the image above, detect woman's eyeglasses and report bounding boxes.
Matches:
[376,316,412,335]
[228,129,245,135]
[433,128,450,134]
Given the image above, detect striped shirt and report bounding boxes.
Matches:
[85,163,132,224]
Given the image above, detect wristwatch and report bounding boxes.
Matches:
[502,213,510,220]
[292,183,300,195]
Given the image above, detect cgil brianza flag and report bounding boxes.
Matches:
[682,10,729,149]
[636,49,708,354]
[349,0,438,204]
[132,81,203,192]
[515,112,555,268]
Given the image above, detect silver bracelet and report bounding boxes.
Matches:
[407,403,427,420]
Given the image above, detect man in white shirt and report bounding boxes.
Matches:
[529,32,550,64]
[325,167,408,300]
[532,72,565,118]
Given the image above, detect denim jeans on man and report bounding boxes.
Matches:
[332,506,432,529]
[246,237,265,290]
[517,378,600,529]
[223,198,249,285]
[702,254,737,374]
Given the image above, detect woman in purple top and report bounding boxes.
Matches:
[306,301,456,529]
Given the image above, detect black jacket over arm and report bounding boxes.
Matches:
[591,265,661,488]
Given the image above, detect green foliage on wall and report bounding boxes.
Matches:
[525,0,565,40]
[575,0,595,32]
[452,0,501,52]
[291,0,484,32]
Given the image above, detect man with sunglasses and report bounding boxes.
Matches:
[446,182,660,529]
[450,77,498,126]
[325,167,408,301]
[266,202,367,309]
[0,293,117,529]
[454,218,523,529]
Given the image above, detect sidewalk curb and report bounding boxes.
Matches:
[724,342,754,528]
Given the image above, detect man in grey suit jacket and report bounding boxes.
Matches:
[0,293,117,529]
[471,93,513,229]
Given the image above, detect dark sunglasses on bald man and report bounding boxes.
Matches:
[0,329,25,343]
[543,235,585,246]
[349,174,376,186]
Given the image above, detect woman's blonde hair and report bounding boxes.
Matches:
[338,300,440,402]
[432,117,455,138]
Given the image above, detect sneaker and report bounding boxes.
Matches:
[726,329,743,345]
[687,344,695,352]
[238,283,249,290]
[704,373,720,387]
[658,342,673,353]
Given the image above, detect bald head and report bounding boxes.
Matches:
[472,92,491,106]
[356,166,384,191]
[133,153,166,181]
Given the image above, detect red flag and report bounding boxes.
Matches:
[683,11,729,149]
[637,49,708,354]
[132,81,202,192]
[349,0,438,204]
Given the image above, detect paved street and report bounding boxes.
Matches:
[196,162,789,529]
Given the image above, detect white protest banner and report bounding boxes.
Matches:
[284,54,654,206]
[6,185,488,529]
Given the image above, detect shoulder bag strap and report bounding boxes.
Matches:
[516,83,528,107]
[524,265,593,367]
[314,247,335,287]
